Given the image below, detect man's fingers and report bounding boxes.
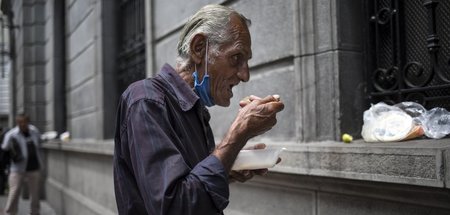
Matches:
[229,170,254,183]
[254,95,284,114]
[248,95,262,101]
[243,143,266,150]
[257,95,279,104]
[265,101,285,113]
[229,171,245,182]
[239,95,262,108]
[253,169,268,176]
[253,143,266,150]
[229,177,236,183]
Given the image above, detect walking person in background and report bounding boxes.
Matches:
[0,126,10,195]
[1,114,42,215]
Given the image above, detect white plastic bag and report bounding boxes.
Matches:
[361,101,450,142]
[421,108,450,139]
[362,103,416,142]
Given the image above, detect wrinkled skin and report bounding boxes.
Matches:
[226,95,283,183]
[187,14,252,107]
[176,14,285,182]
[215,94,284,182]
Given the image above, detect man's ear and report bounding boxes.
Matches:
[190,34,207,65]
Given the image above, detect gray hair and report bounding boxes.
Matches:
[176,4,251,66]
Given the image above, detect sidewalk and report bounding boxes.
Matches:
[0,195,55,215]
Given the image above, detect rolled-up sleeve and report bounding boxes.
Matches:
[191,154,229,210]
[123,99,229,215]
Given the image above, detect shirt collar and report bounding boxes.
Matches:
[158,63,199,111]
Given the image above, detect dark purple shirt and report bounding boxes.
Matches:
[114,64,229,215]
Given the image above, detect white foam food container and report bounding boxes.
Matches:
[231,147,286,171]
[41,131,58,140]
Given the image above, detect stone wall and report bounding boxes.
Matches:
[65,0,117,140]
[150,0,366,143]
[223,139,450,215]
[226,171,450,215]
[43,0,65,134]
[11,0,47,130]
[0,60,10,128]
[42,0,118,213]
[5,0,119,213]
[41,139,450,215]
[65,0,98,139]
[44,141,116,215]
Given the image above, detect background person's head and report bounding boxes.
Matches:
[176,4,252,107]
[16,113,30,134]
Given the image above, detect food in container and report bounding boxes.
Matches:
[232,147,285,171]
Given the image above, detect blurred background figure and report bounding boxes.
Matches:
[1,114,42,215]
[0,126,10,195]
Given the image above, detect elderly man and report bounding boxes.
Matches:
[114,4,284,215]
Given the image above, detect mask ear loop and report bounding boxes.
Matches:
[194,39,208,85]
[204,40,209,76]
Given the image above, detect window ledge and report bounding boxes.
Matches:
[42,139,114,156]
[42,138,450,189]
[271,139,450,189]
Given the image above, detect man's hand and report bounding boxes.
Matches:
[213,95,284,172]
[239,95,262,108]
[234,95,284,141]
[229,143,267,183]
[228,143,281,183]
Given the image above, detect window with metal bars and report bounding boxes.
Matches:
[117,0,146,94]
[368,0,450,110]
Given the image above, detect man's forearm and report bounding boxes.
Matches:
[212,123,248,172]
[213,95,284,172]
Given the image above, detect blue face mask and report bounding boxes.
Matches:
[193,40,215,107]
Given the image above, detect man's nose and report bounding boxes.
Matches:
[237,63,250,82]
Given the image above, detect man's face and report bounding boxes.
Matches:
[16,117,29,133]
[208,15,252,107]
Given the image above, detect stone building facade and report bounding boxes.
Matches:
[0,58,9,128]
[2,0,450,214]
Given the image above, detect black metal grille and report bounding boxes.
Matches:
[368,0,450,110]
[118,0,146,94]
